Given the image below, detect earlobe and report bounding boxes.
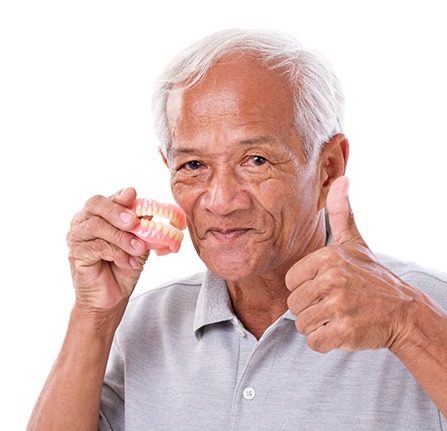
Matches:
[317,134,350,210]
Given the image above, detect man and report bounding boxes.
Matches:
[28,29,447,430]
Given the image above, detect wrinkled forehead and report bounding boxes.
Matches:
[166,53,296,133]
[163,54,306,167]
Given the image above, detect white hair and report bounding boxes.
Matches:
[152,29,344,161]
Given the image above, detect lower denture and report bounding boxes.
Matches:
[128,198,187,255]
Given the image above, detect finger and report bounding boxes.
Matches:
[77,238,138,269]
[287,278,323,315]
[288,280,332,336]
[78,191,140,232]
[287,263,345,313]
[326,176,362,245]
[306,317,357,353]
[305,324,335,354]
[70,215,146,257]
[110,187,137,207]
[285,259,318,292]
[285,246,344,292]
[294,303,331,337]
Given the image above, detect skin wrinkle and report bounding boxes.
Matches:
[163,55,338,337]
[171,145,320,271]
[26,36,447,430]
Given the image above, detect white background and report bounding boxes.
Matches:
[1,0,446,428]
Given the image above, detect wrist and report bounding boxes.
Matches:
[390,287,446,358]
[70,299,128,340]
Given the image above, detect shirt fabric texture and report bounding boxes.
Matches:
[99,254,447,430]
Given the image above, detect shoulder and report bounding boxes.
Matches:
[377,253,447,309]
[130,272,205,305]
[118,272,205,334]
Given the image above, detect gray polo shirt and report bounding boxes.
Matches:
[99,254,447,430]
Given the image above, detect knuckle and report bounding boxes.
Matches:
[320,268,345,292]
[67,245,77,264]
[320,269,337,286]
[90,237,111,254]
[69,210,84,229]
[307,333,325,353]
[82,216,103,236]
[336,317,351,335]
[295,316,306,334]
[323,246,345,265]
[84,194,106,214]
[333,317,358,349]
[287,291,298,312]
[91,239,127,266]
[319,246,334,260]
[66,228,74,246]
[326,296,346,319]
[284,270,294,290]
[110,227,128,246]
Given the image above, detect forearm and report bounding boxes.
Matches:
[27,303,125,431]
[391,291,447,418]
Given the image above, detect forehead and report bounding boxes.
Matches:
[166,53,297,144]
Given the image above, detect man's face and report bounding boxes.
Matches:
[165,54,326,282]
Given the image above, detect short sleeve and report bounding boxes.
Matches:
[99,339,125,431]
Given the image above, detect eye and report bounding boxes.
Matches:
[242,155,268,167]
[180,160,203,171]
[252,156,267,166]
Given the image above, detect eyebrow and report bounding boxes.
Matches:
[171,135,274,156]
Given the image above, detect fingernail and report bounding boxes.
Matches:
[130,238,142,249]
[129,256,139,268]
[120,211,133,223]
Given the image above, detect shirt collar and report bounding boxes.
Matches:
[193,213,333,337]
[193,271,236,338]
[193,271,296,338]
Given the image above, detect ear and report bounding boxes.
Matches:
[159,146,170,168]
[317,133,350,210]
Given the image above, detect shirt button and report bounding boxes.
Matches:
[243,387,256,400]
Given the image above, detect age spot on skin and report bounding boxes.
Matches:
[129,198,187,255]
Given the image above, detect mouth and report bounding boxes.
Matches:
[206,227,251,243]
[129,198,187,255]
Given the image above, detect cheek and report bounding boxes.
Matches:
[170,177,202,218]
[259,174,313,208]
[263,177,319,229]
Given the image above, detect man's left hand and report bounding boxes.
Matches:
[286,176,416,353]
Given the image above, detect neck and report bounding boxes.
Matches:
[226,217,328,339]
[227,275,290,339]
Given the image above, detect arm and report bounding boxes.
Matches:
[286,176,447,418]
[390,288,447,417]
[27,188,148,431]
[27,305,123,430]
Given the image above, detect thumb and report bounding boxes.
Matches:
[326,176,363,245]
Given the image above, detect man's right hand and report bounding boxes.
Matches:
[67,187,149,312]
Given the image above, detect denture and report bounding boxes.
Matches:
[129,198,187,256]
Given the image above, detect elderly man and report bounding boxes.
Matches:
[28,29,447,430]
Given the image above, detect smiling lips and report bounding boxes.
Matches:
[129,198,187,256]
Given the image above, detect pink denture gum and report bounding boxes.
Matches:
[129,198,187,256]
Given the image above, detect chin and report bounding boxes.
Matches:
[199,250,253,281]
[208,267,255,282]
[202,251,274,282]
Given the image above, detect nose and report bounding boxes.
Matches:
[200,167,251,215]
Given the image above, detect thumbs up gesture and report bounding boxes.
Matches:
[286,176,416,353]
